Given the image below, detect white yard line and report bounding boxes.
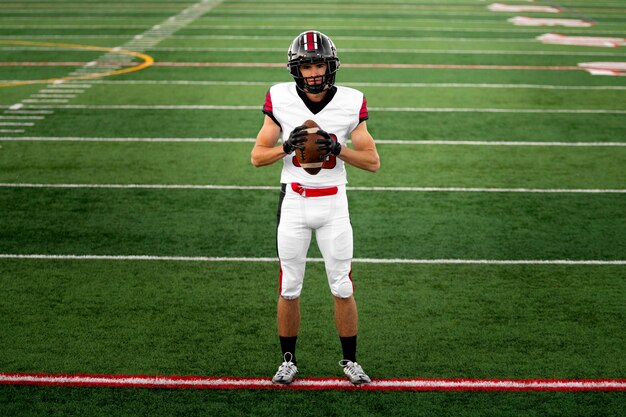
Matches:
[7,79,626,90]
[90,80,626,91]
[0,34,539,43]
[1,137,625,147]
[2,26,626,37]
[0,62,583,70]
[0,254,624,265]
[0,183,624,194]
[0,115,45,120]
[7,104,626,114]
[185,24,623,34]
[3,45,625,57]
[373,139,626,147]
[370,107,626,114]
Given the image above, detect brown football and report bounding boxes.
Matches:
[295,119,326,175]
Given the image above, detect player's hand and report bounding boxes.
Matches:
[283,125,307,154]
[315,130,342,156]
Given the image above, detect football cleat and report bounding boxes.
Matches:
[272,353,298,384]
[340,360,371,385]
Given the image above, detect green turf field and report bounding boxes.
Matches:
[1,0,625,415]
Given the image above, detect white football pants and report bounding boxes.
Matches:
[277,184,354,299]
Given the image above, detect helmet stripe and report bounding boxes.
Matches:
[305,31,317,51]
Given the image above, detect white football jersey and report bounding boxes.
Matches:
[263,82,368,187]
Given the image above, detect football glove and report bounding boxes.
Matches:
[315,130,342,156]
[283,125,307,154]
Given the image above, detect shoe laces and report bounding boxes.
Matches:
[282,352,294,364]
[339,360,365,377]
[276,353,297,375]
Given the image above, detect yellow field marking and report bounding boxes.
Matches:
[0,40,153,88]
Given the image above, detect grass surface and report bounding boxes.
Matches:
[1,187,625,259]
[1,0,625,415]
[1,386,624,417]
[1,260,624,377]
[3,141,626,187]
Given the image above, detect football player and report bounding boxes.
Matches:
[251,30,380,385]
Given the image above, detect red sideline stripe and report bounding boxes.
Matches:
[1,372,625,392]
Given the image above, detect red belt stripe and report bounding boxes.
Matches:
[291,183,338,197]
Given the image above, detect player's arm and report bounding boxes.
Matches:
[338,121,380,172]
[251,115,284,167]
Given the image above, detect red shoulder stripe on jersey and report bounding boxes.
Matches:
[359,97,369,119]
[263,90,273,113]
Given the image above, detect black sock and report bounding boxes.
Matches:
[279,336,298,365]
[340,335,357,363]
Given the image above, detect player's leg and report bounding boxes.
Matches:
[278,297,300,336]
[333,295,370,384]
[273,297,300,384]
[316,194,371,384]
[277,296,300,362]
[273,188,310,384]
[334,295,357,338]
[315,192,354,300]
[333,295,361,369]
[315,193,355,336]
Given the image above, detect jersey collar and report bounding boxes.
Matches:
[296,86,337,115]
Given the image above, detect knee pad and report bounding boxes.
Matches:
[330,274,354,298]
[279,263,305,299]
